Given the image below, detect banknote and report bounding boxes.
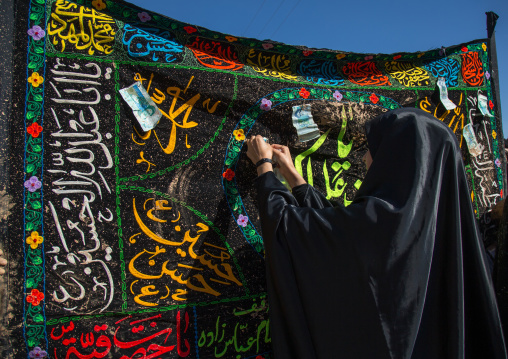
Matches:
[119,81,162,131]
[478,94,494,117]
[437,77,456,111]
[463,123,483,157]
[292,104,320,142]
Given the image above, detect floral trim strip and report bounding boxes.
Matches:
[23,0,48,352]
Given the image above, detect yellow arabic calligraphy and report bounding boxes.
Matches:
[48,0,116,55]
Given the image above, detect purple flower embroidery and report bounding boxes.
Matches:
[262,43,274,50]
[24,176,42,192]
[260,98,272,111]
[333,90,343,102]
[237,214,248,227]
[495,158,501,167]
[138,11,151,22]
[485,71,491,80]
[27,25,45,41]
[29,347,48,358]
[439,47,446,56]
[364,55,373,61]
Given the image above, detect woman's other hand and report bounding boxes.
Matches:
[271,144,306,188]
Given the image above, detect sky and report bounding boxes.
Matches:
[127,0,508,137]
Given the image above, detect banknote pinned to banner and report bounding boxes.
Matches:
[120,81,162,131]
[437,77,456,110]
[463,123,483,157]
[292,104,320,142]
[478,94,495,117]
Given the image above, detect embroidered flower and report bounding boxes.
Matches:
[26,289,45,306]
[393,54,402,60]
[492,130,497,139]
[24,176,42,192]
[417,52,425,58]
[27,25,45,41]
[91,0,106,10]
[489,100,494,110]
[225,36,237,42]
[27,123,43,138]
[262,43,274,50]
[29,346,48,358]
[299,88,310,99]
[482,43,487,52]
[495,158,501,167]
[94,324,108,332]
[369,93,379,104]
[237,214,248,227]
[333,90,343,102]
[485,71,491,80]
[233,129,245,141]
[364,55,373,61]
[461,46,468,53]
[439,47,446,56]
[28,72,44,88]
[26,231,44,250]
[302,50,313,56]
[138,12,151,22]
[260,98,272,111]
[183,26,197,34]
[336,53,346,60]
[222,169,235,181]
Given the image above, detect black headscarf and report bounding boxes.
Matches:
[255,108,507,359]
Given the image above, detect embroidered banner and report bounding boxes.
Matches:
[0,0,504,358]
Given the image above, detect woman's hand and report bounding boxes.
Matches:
[245,135,274,176]
[271,144,306,188]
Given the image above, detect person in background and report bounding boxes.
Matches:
[245,108,507,359]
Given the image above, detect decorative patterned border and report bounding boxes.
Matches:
[23,0,49,353]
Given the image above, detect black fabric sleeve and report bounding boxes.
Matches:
[291,183,334,209]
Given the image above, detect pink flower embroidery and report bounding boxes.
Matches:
[29,346,48,358]
[27,25,45,41]
[260,98,272,111]
[24,176,42,192]
[333,90,343,101]
[237,214,248,227]
[138,12,151,22]
[262,43,274,50]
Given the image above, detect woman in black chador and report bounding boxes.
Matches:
[245,108,507,359]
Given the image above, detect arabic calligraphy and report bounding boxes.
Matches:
[127,196,243,306]
[419,92,465,148]
[186,36,243,71]
[295,105,358,205]
[197,297,270,358]
[384,61,430,87]
[461,52,484,86]
[423,57,460,87]
[45,57,116,314]
[48,311,192,358]
[342,61,392,86]
[246,48,297,80]
[297,59,345,86]
[122,24,184,63]
[48,0,117,55]
[129,71,222,173]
